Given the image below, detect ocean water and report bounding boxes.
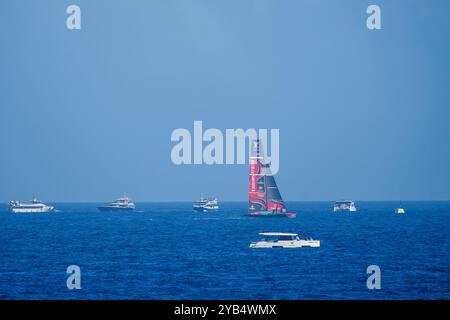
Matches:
[0,201,449,300]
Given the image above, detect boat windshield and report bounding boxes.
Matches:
[278,235,296,241]
[263,235,297,241]
[335,201,352,205]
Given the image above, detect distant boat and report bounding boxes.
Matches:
[97,195,135,212]
[9,198,54,213]
[249,233,320,248]
[193,196,219,212]
[333,200,357,212]
[396,208,406,214]
[248,139,296,218]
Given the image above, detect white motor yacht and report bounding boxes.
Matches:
[333,200,357,212]
[249,233,320,248]
[9,198,54,213]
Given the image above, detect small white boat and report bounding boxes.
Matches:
[193,196,219,212]
[333,200,357,212]
[9,198,54,213]
[249,232,320,248]
[97,195,135,212]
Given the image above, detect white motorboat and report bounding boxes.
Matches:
[333,200,357,212]
[9,198,54,213]
[97,195,135,212]
[249,232,320,248]
[193,196,219,212]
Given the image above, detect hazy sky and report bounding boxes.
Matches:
[1,0,449,202]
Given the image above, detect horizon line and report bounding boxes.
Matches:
[2,199,450,204]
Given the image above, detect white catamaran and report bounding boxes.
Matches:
[250,233,320,248]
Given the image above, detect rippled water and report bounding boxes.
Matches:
[0,201,449,299]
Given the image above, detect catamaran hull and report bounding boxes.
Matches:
[250,240,320,248]
[248,211,296,218]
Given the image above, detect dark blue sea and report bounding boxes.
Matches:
[0,202,449,300]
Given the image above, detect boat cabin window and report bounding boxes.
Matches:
[262,235,296,241]
[278,235,296,241]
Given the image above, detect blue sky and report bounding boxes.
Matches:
[1,0,449,202]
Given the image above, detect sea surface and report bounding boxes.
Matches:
[0,201,449,300]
